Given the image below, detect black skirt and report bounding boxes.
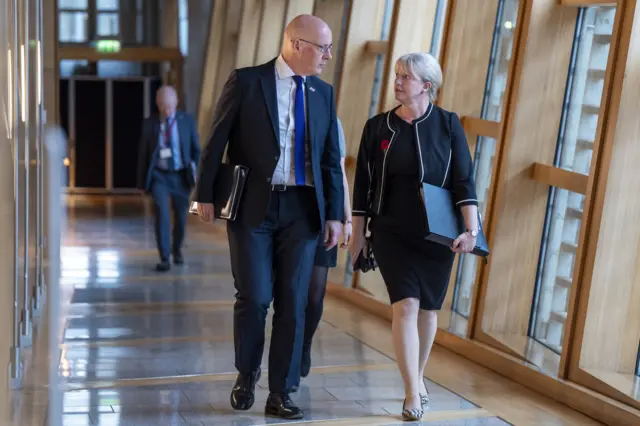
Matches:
[371,216,454,310]
[314,240,338,268]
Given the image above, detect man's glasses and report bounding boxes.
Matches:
[297,38,332,54]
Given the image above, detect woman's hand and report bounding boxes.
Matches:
[452,232,476,254]
[349,232,367,265]
[340,222,353,249]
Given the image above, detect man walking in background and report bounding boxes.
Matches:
[137,85,200,272]
[194,15,343,420]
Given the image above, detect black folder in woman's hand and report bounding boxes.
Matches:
[420,183,490,257]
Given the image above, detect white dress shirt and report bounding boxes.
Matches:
[272,55,313,186]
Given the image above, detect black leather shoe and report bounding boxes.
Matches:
[301,346,311,378]
[230,369,261,410]
[156,261,170,272]
[173,252,184,265]
[265,393,304,419]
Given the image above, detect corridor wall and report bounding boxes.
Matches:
[0,0,51,422]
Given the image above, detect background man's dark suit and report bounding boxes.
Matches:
[194,59,344,394]
[137,111,200,266]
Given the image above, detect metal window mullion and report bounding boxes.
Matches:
[9,0,23,388]
[33,0,44,316]
[20,0,32,348]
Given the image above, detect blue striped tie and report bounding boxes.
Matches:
[293,75,306,185]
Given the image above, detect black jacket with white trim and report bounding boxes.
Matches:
[352,103,478,218]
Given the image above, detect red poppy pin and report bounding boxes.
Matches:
[381,139,390,150]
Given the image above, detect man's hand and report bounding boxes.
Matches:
[197,202,215,223]
[324,220,342,250]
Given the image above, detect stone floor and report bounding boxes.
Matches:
[13,196,604,425]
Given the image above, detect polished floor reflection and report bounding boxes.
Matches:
[16,196,604,425]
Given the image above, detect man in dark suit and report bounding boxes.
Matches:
[137,85,200,272]
[194,14,343,420]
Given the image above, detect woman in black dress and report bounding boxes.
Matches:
[349,52,479,421]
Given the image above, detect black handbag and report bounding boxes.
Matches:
[352,235,377,273]
[352,210,377,273]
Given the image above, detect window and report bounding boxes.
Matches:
[58,0,120,43]
[59,0,88,8]
[96,0,117,9]
[136,0,144,44]
[96,13,119,37]
[530,5,615,355]
[451,0,520,319]
[179,0,189,55]
[59,11,89,43]
[430,0,448,59]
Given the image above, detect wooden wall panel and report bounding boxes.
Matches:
[162,0,179,48]
[336,0,387,158]
[479,2,577,340]
[235,0,263,69]
[433,0,499,331]
[213,1,244,103]
[43,0,58,125]
[196,0,228,140]
[254,0,287,65]
[314,0,348,86]
[579,1,640,375]
[379,0,439,112]
[335,0,387,297]
[438,0,499,117]
[284,0,315,25]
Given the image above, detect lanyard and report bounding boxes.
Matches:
[163,117,176,146]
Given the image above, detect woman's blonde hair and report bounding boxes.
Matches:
[396,52,443,102]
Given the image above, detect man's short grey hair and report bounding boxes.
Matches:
[396,52,443,102]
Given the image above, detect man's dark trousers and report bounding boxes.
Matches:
[150,168,190,262]
[227,186,320,393]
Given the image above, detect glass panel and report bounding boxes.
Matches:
[530,5,615,358]
[179,0,188,18]
[430,0,449,59]
[556,6,614,175]
[97,61,142,77]
[136,13,144,44]
[532,188,584,353]
[97,0,119,11]
[59,0,89,9]
[59,60,89,77]
[97,12,119,37]
[452,135,497,318]
[368,0,394,116]
[353,0,394,296]
[450,0,520,320]
[179,0,188,55]
[59,11,89,43]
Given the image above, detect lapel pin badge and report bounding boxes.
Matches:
[309,87,316,92]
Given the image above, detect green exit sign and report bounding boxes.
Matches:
[96,40,121,53]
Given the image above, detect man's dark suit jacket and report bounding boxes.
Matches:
[194,58,344,230]
[137,111,201,193]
